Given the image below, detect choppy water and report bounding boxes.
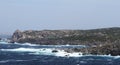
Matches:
[0,42,120,65]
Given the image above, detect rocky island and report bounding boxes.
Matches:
[11,27,120,56]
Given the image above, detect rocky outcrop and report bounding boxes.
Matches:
[71,41,120,56]
[11,27,120,56]
[11,27,120,45]
[89,42,120,56]
[12,30,23,42]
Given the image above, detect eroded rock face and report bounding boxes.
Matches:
[12,30,23,42]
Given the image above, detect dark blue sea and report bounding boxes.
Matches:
[0,42,120,65]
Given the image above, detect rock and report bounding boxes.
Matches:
[11,27,120,45]
[12,29,23,42]
[10,27,120,55]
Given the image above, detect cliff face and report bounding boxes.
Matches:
[11,27,120,45]
[12,30,23,42]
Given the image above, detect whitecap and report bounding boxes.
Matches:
[1,47,120,58]
[13,42,38,46]
[21,43,39,46]
[0,48,41,52]
[113,55,120,59]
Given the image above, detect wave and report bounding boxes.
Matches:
[0,41,9,44]
[0,48,42,52]
[0,48,83,57]
[0,60,30,63]
[0,41,86,49]
[1,47,120,58]
[14,42,39,46]
[0,41,39,46]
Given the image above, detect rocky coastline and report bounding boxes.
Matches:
[10,27,120,56]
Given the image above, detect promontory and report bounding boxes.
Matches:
[11,27,120,56]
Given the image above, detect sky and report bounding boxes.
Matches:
[0,0,120,34]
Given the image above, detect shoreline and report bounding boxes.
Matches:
[1,41,120,56]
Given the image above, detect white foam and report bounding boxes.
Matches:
[1,47,120,58]
[113,55,120,59]
[85,55,120,59]
[1,48,41,52]
[21,43,39,46]
[1,47,83,57]
[69,52,83,57]
[0,48,56,55]
[14,42,38,46]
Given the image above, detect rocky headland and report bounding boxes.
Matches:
[11,27,120,56]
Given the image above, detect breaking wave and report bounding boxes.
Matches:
[0,41,120,59]
[1,41,120,65]
[0,47,120,58]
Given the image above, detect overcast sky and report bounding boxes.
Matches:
[0,0,120,34]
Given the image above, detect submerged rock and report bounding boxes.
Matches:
[52,50,58,53]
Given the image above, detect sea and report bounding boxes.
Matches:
[0,42,120,65]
